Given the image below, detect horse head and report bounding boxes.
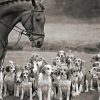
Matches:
[21,0,45,48]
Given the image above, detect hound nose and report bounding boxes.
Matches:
[61,55,63,57]
[51,72,53,75]
[76,75,78,77]
[61,73,63,75]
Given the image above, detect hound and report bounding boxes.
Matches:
[57,50,66,63]
[66,55,76,69]
[85,67,100,92]
[38,64,52,100]
[20,69,32,100]
[95,72,100,100]
[70,67,80,96]
[91,52,100,62]
[58,66,71,100]
[4,64,16,97]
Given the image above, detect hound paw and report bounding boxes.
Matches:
[90,88,96,91]
[0,96,3,99]
[85,90,89,92]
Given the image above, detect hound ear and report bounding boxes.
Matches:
[64,52,66,56]
[5,66,10,72]
[81,60,85,66]
[41,67,45,74]
[52,60,56,66]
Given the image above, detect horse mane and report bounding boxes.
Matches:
[0,0,45,10]
[0,0,30,5]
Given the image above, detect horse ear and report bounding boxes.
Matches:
[31,0,37,8]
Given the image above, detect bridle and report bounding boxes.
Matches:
[19,9,45,41]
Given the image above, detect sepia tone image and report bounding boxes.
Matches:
[0,0,100,100]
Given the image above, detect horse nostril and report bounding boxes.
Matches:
[37,41,41,45]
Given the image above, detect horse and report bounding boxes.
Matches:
[0,0,46,66]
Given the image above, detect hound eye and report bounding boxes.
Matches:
[47,68,49,70]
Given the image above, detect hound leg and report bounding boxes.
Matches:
[14,84,16,96]
[66,87,70,100]
[20,88,24,100]
[76,83,79,95]
[47,87,51,100]
[59,88,62,100]
[85,80,89,92]
[16,85,20,97]
[90,80,95,91]
[3,83,7,97]
[30,88,32,100]
[38,88,42,100]
[53,87,56,98]
[79,84,83,94]
[0,84,3,99]
[97,82,100,100]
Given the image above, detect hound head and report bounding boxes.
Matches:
[71,67,79,77]
[75,58,85,67]
[8,60,16,73]
[22,69,30,79]
[25,63,32,70]
[92,61,100,67]
[69,55,76,61]
[60,65,68,78]
[41,64,52,76]
[57,50,66,58]
[52,57,62,66]
[31,53,40,61]
[37,57,46,68]
[89,67,100,75]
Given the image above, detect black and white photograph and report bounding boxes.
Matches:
[0,0,100,100]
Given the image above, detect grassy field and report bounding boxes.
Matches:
[2,51,99,100]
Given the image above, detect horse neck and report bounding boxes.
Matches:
[0,1,32,19]
[0,14,21,40]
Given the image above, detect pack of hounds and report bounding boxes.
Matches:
[0,50,100,100]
